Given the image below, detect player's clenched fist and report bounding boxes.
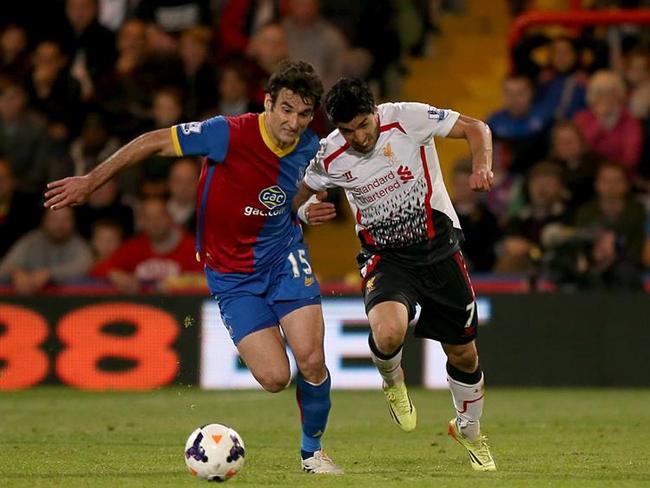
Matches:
[305,191,337,226]
[43,175,94,210]
[469,169,494,192]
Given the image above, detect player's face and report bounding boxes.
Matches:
[336,111,379,153]
[264,89,315,148]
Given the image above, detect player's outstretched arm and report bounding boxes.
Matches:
[292,182,336,226]
[44,128,177,210]
[446,114,494,192]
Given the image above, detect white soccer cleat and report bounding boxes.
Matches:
[301,450,344,475]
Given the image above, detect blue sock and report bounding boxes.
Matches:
[296,370,331,459]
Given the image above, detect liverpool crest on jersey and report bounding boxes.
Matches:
[382,143,399,165]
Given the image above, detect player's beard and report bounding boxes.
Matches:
[353,131,379,153]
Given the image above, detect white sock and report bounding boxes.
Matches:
[448,372,484,441]
[370,348,403,386]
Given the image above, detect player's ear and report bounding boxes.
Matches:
[264,94,273,113]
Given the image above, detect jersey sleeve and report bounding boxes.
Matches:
[393,102,460,144]
[171,116,229,162]
[303,139,335,191]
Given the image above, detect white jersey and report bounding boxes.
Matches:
[304,102,463,261]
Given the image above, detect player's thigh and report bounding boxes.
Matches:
[415,251,478,345]
[361,257,417,349]
[279,304,326,382]
[237,326,291,393]
[216,293,279,345]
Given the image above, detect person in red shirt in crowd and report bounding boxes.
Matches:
[573,70,642,178]
[91,196,201,293]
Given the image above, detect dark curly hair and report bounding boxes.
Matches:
[325,78,375,125]
[265,60,324,109]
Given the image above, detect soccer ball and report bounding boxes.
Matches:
[184,424,246,481]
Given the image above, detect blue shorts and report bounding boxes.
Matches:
[205,243,321,345]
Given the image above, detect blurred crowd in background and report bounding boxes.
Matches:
[0,0,649,294]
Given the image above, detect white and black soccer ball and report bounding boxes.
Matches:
[184,424,246,482]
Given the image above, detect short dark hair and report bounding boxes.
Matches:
[325,78,375,125]
[265,60,323,109]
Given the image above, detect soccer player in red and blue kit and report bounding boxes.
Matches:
[44,60,342,474]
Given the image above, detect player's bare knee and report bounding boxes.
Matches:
[258,372,291,393]
[372,324,404,355]
[295,350,326,383]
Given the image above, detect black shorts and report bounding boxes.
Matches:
[358,250,478,345]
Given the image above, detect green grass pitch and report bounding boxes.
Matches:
[1,388,649,487]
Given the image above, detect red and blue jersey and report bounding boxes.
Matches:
[171,113,319,274]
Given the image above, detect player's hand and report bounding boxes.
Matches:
[306,191,337,226]
[469,169,494,192]
[43,175,94,210]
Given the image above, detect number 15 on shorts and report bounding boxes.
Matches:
[287,249,313,278]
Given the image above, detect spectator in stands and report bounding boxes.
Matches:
[495,161,568,273]
[544,162,646,290]
[179,26,218,119]
[59,0,117,95]
[537,36,588,121]
[624,48,650,119]
[217,0,280,61]
[167,158,198,232]
[0,82,50,195]
[26,40,85,139]
[211,62,263,117]
[0,206,93,293]
[108,19,181,138]
[151,86,184,129]
[487,74,549,174]
[281,0,370,90]
[139,87,186,181]
[75,178,134,240]
[0,158,42,258]
[114,19,150,79]
[548,120,600,208]
[96,0,140,32]
[623,49,650,182]
[68,112,121,177]
[573,70,642,176]
[245,22,289,103]
[135,0,212,35]
[91,196,201,293]
[320,0,400,96]
[0,24,29,81]
[90,218,124,262]
[451,158,500,272]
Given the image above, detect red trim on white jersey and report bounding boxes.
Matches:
[356,208,376,246]
[419,145,435,240]
[379,122,406,134]
[324,142,350,172]
[361,254,381,286]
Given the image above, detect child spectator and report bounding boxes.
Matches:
[91,196,201,293]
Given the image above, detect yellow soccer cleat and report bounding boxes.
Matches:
[383,382,417,432]
[448,418,496,471]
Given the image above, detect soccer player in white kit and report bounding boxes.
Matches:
[293,78,496,471]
